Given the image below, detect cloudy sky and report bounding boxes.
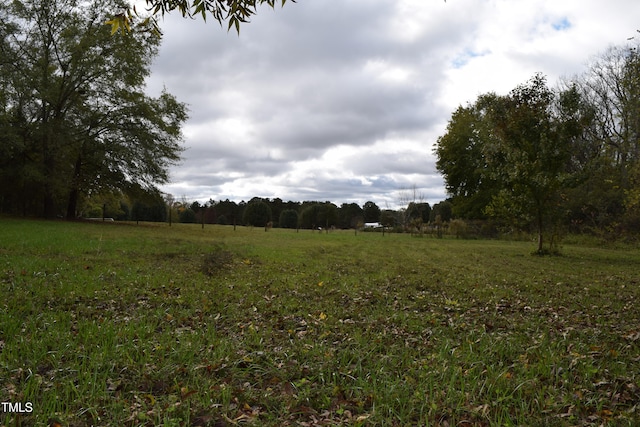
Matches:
[145,0,640,209]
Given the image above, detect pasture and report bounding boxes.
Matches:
[1,219,639,426]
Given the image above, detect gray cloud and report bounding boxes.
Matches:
[147,0,640,208]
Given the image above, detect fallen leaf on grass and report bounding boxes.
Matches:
[144,394,155,405]
[106,378,121,392]
[222,406,261,425]
[599,408,614,418]
[181,386,197,399]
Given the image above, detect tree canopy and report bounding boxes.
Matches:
[242,199,272,227]
[436,74,593,252]
[435,94,499,219]
[435,42,640,247]
[107,0,295,35]
[0,0,187,218]
[482,74,579,253]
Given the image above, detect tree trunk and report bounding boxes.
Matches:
[43,192,56,218]
[536,209,544,254]
[42,127,56,218]
[65,155,83,219]
[43,152,56,218]
[66,188,79,220]
[537,228,543,254]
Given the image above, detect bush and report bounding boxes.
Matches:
[449,219,468,238]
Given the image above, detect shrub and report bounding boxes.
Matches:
[449,219,468,238]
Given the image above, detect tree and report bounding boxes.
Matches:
[212,199,239,225]
[380,209,397,228]
[554,81,610,233]
[267,197,285,227]
[483,74,576,253]
[338,202,363,229]
[580,45,640,175]
[317,202,338,229]
[0,0,187,218]
[242,199,272,227]
[435,96,500,219]
[436,73,593,250]
[131,187,167,222]
[573,43,640,232]
[298,202,337,229]
[107,0,295,36]
[362,201,381,223]
[406,202,431,224]
[430,201,452,223]
[625,161,640,229]
[278,209,298,229]
[397,184,426,228]
[298,204,318,229]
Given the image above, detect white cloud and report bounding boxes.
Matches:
[147,0,640,208]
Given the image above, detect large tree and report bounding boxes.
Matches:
[0,0,187,218]
[483,74,582,252]
[580,45,640,176]
[298,202,338,229]
[362,201,381,223]
[574,44,640,231]
[278,208,298,229]
[435,94,500,219]
[242,198,272,227]
[436,74,588,252]
[338,202,363,229]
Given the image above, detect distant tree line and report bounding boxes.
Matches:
[435,42,640,250]
[76,190,460,233]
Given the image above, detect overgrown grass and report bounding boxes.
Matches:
[1,219,639,426]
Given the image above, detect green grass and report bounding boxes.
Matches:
[1,219,640,426]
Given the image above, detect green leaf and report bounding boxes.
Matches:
[105,18,120,35]
[228,16,240,34]
[194,1,206,20]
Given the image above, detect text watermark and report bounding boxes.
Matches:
[1,402,33,413]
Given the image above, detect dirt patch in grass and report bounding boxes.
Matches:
[201,245,236,276]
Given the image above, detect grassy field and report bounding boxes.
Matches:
[1,219,639,426]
